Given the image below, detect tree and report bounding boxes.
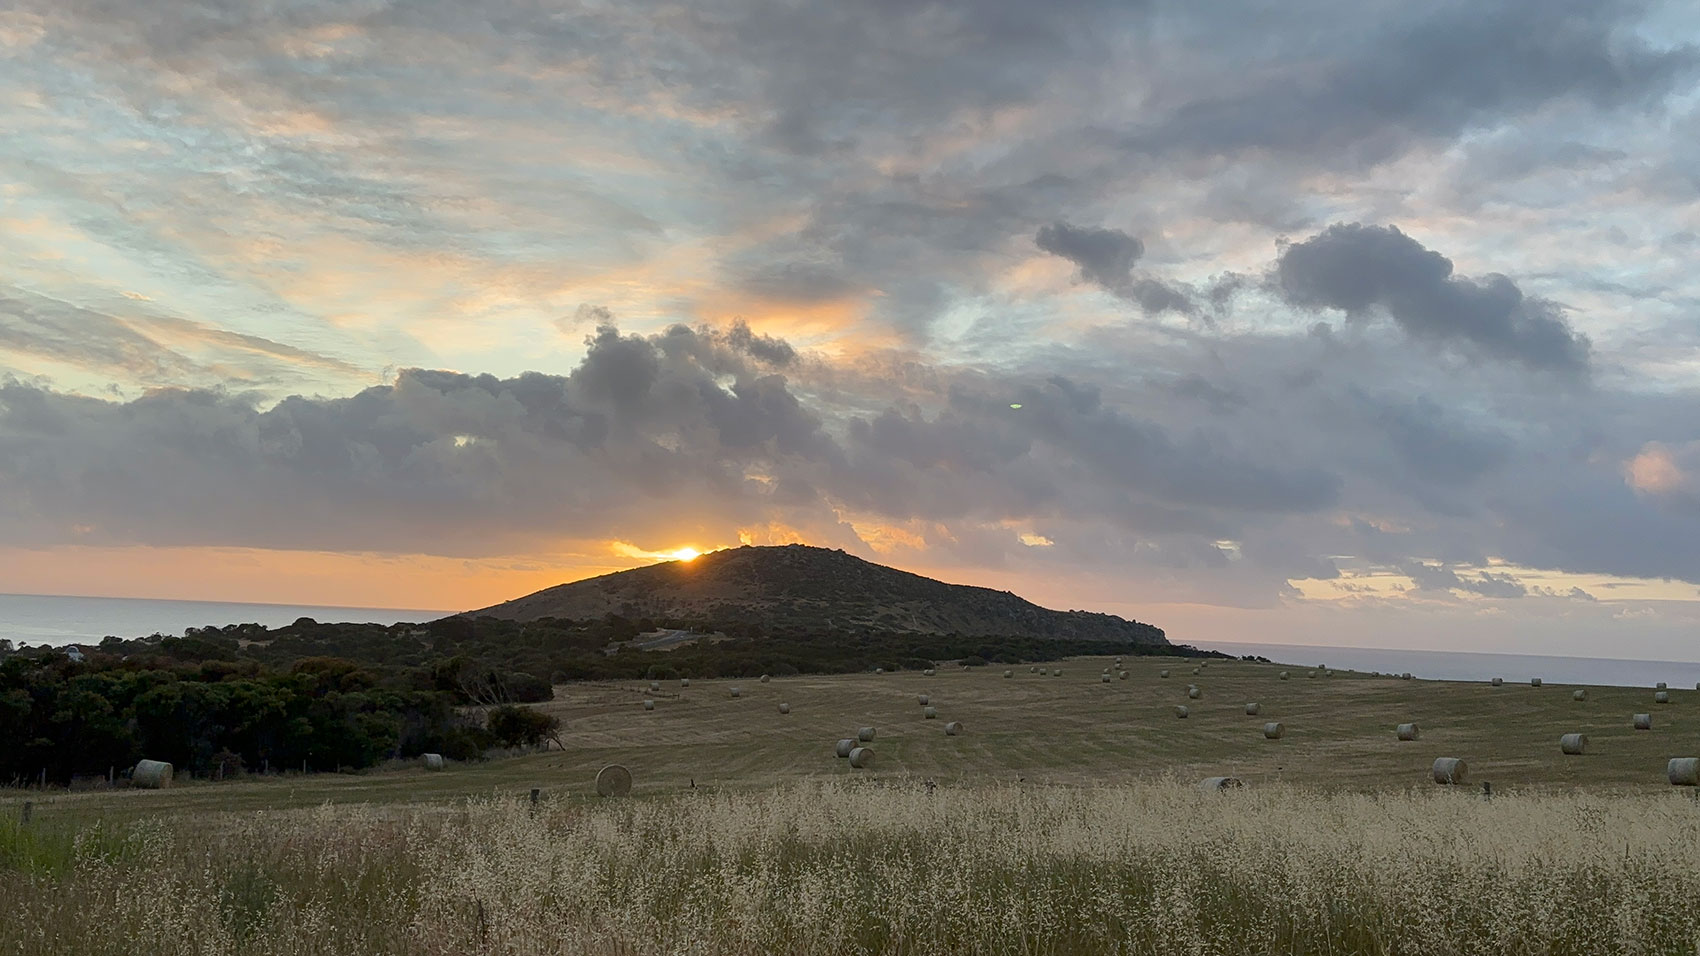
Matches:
[486,705,561,750]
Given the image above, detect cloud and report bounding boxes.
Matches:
[4,0,1700,645]
[1035,222,1196,315]
[1036,222,1145,289]
[1275,223,1591,372]
[1624,441,1700,506]
[0,284,365,386]
[1400,560,1528,598]
[1127,1,1697,167]
[0,321,1343,565]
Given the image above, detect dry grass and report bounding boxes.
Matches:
[4,781,1700,954]
[7,657,1700,953]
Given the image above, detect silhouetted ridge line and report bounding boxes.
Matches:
[465,544,1167,644]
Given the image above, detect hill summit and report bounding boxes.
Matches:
[466,544,1167,644]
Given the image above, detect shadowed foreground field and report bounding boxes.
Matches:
[5,656,1700,954]
[8,654,1696,823]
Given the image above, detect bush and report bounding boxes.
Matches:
[502,672,553,703]
[486,705,560,749]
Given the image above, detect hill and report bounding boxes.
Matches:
[465,544,1168,644]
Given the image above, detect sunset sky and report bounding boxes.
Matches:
[4,0,1700,658]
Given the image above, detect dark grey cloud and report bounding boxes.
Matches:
[1131,1,1696,167]
[0,320,1347,562]
[1400,560,1528,598]
[1036,223,1144,289]
[1036,222,1197,316]
[1353,390,1510,487]
[1168,374,1246,414]
[724,319,798,367]
[1276,223,1591,372]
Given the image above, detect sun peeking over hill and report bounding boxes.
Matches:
[611,541,710,563]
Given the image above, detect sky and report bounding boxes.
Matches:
[3,0,1700,659]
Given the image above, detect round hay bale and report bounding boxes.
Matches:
[1396,723,1420,741]
[917,694,930,705]
[1634,713,1653,730]
[760,674,771,683]
[595,764,632,797]
[1279,671,1289,680]
[1174,705,1189,719]
[944,721,963,736]
[730,686,742,698]
[1668,757,1700,786]
[1191,667,1201,675]
[1531,678,1542,687]
[1029,666,1037,673]
[422,753,445,771]
[857,727,876,742]
[1119,670,1129,680]
[643,699,655,711]
[778,703,790,715]
[1573,689,1588,701]
[680,678,690,688]
[1559,733,1588,755]
[1200,776,1243,791]
[1101,674,1111,683]
[1491,677,1503,686]
[923,706,938,719]
[1115,657,1123,665]
[1003,669,1014,678]
[1038,667,1048,676]
[1308,670,1318,679]
[874,668,884,674]
[1245,702,1260,715]
[1432,757,1468,785]
[1657,681,1668,690]
[132,759,173,789]
[848,747,874,768]
[1655,691,1671,704]
[835,738,856,758]
[648,680,660,692]
[923,668,935,676]
[1053,669,1062,677]
[1159,669,1170,678]
[1400,673,1413,681]
[1262,722,1285,739]
[1187,685,1201,699]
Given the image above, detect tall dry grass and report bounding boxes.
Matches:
[3,781,1699,955]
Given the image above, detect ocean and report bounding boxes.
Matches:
[1197,640,1700,689]
[0,593,453,647]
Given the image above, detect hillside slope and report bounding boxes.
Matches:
[465,544,1167,644]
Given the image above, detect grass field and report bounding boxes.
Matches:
[6,653,1696,823]
[6,655,1700,955]
[6,780,1700,954]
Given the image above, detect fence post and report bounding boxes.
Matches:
[20,801,32,824]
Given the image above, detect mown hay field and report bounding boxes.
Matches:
[5,655,1700,954]
[10,654,1696,823]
